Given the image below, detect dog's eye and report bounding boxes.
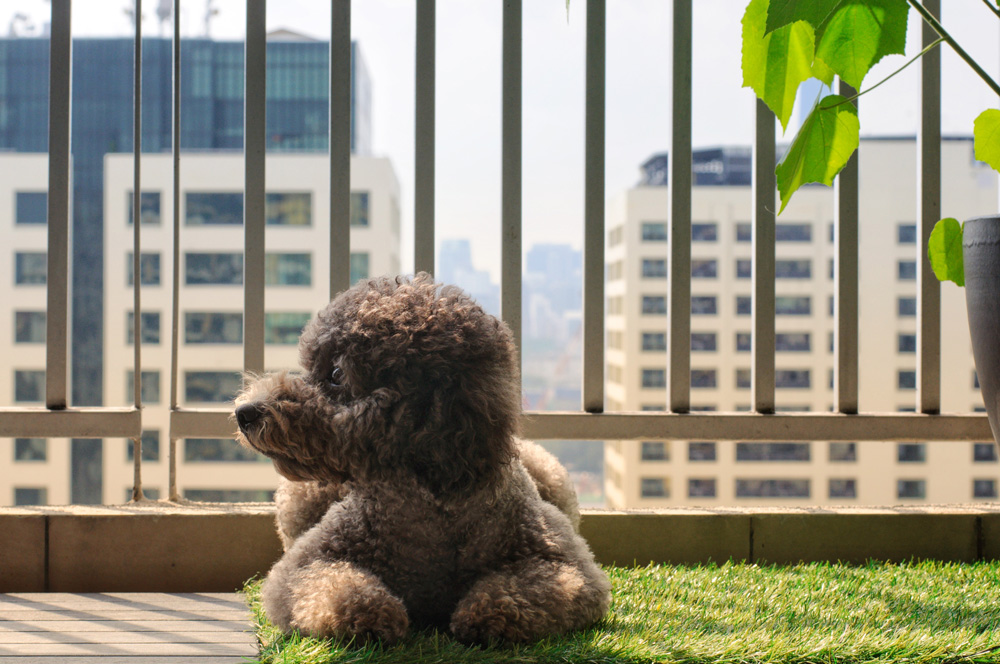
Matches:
[329,367,345,387]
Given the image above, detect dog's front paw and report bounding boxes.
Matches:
[287,561,409,644]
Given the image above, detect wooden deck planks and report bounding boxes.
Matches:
[0,593,256,662]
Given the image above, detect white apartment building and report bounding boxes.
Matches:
[605,137,1000,508]
[1,152,400,504]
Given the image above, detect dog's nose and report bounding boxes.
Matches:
[236,403,265,431]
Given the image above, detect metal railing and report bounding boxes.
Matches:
[0,0,991,503]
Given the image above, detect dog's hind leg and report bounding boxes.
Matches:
[516,439,581,532]
[262,557,410,644]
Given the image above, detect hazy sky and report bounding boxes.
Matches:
[6,0,999,280]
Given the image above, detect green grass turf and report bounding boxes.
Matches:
[243,561,1000,663]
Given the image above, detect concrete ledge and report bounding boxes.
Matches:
[3,503,1000,591]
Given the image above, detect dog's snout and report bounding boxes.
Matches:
[236,403,266,431]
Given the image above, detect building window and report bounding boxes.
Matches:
[775,370,810,389]
[126,311,161,345]
[640,477,668,498]
[350,191,370,227]
[776,333,810,352]
[973,443,998,462]
[186,192,243,225]
[775,259,811,279]
[688,478,716,498]
[736,368,751,389]
[974,479,998,499]
[185,252,243,285]
[185,312,242,344]
[184,489,275,502]
[736,259,752,279]
[185,438,267,462]
[898,260,917,280]
[641,258,667,278]
[691,259,717,278]
[691,332,716,352]
[736,222,752,242]
[898,370,916,390]
[184,371,242,404]
[127,430,161,462]
[265,253,311,286]
[898,333,916,354]
[641,441,668,461]
[14,438,46,462]
[974,370,980,389]
[126,487,161,501]
[736,442,810,461]
[266,192,311,226]
[641,332,667,352]
[126,191,161,225]
[15,311,45,343]
[775,222,812,242]
[265,312,311,345]
[640,404,666,411]
[897,479,926,499]
[351,252,370,284]
[898,223,917,244]
[829,442,857,462]
[897,443,926,463]
[775,296,810,315]
[15,252,47,285]
[641,369,666,389]
[692,222,717,242]
[14,488,47,506]
[641,221,668,241]
[736,332,751,352]
[829,479,857,499]
[736,296,751,316]
[16,191,47,224]
[126,252,161,286]
[126,370,161,404]
[642,296,667,315]
[14,370,45,402]
[692,296,717,315]
[691,369,717,388]
[898,297,917,317]
[736,479,810,498]
[688,442,716,461]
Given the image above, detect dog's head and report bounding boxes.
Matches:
[234,273,521,494]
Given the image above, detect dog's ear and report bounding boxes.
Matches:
[403,364,521,495]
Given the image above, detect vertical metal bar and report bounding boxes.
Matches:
[131,0,144,501]
[330,1,351,297]
[168,0,182,501]
[582,0,605,413]
[835,80,860,414]
[414,0,436,275]
[917,0,941,414]
[45,0,71,410]
[668,0,692,413]
[501,0,522,354]
[244,0,266,374]
[752,99,776,413]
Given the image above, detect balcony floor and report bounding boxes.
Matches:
[0,592,255,662]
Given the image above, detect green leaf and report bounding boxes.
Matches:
[742,0,818,131]
[927,218,964,287]
[974,109,1000,173]
[813,0,909,90]
[765,0,840,34]
[775,94,859,213]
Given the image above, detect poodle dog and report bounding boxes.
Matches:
[234,274,610,644]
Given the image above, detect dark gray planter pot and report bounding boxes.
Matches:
[964,214,1000,448]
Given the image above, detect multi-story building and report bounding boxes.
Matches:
[0,32,394,504]
[605,137,1000,507]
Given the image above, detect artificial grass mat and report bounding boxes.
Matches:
[243,561,1000,663]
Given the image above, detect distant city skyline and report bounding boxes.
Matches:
[6,1,996,283]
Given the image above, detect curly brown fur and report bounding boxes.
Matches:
[234,274,610,644]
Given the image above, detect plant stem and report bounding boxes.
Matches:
[907,0,1000,97]
[820,38,944,110]
[981,0,1000,20]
